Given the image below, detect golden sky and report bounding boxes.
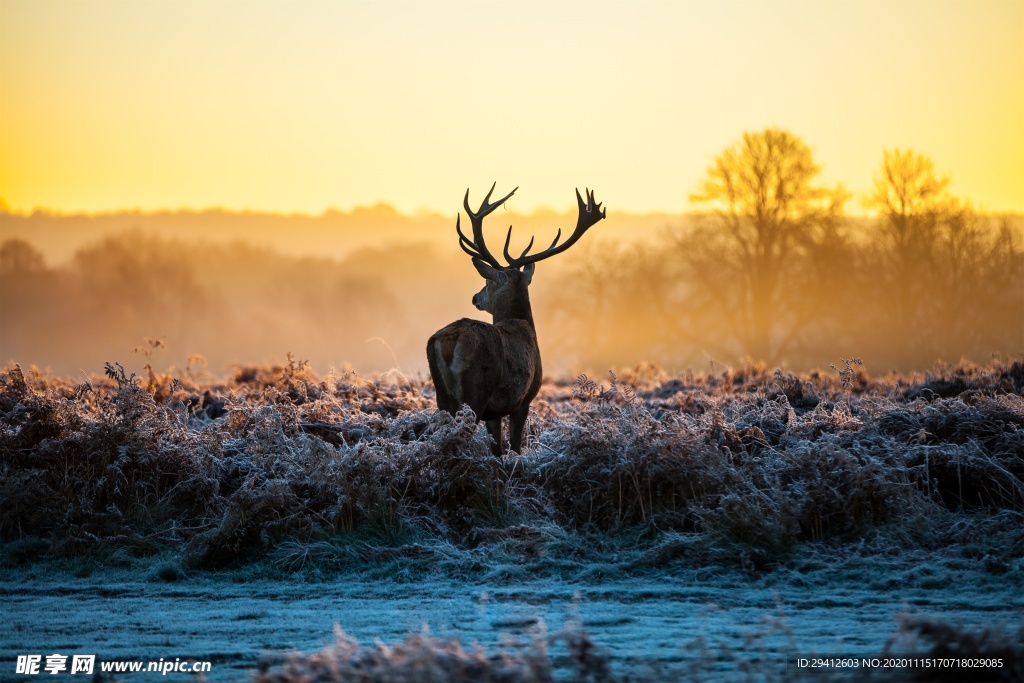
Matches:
[1,0,1021,215]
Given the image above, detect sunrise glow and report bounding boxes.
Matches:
[1,0,1021,216]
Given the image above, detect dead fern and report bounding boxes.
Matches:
[1,357,1021,571]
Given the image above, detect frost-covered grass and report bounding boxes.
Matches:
[2,361,1023,681]
[247,616,1024,683]
[1,357,1022,576]
[3,559,1020,682]
[251,623,614,683]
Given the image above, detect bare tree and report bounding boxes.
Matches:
[865,149,1023,366]
[0,239,46,276]
[675,128,848,364]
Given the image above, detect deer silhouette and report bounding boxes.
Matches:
[427,184,605,455]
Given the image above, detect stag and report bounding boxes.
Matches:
[427,183,606,455]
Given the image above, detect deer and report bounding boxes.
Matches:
[427,183,606,456]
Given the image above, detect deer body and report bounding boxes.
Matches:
[428,184,604,455]
[428,267,541,454]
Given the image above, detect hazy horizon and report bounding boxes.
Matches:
[0,200,692,220]
[3,201,1020,379]
[5,199,1024,221]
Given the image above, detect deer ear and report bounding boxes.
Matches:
[521,261,535,285]
[472,258,501,282]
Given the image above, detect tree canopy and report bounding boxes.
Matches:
[682,128,848,363]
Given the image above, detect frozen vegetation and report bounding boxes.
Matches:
[1,358,1022,680]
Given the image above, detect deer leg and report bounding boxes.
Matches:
[436,391,459,416]
[426,338,458,415]
[430,384,458,416]
[508,405,530,455]
[485,419,504,456]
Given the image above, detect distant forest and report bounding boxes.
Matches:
[1,131,1021,378]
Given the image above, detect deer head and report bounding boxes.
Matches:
[456,183,606,322]
[470,259,534,317]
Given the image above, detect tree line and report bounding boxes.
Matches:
[1,127,1021,376]
[537,129,1022,373]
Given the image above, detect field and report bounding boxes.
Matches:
[1,358,1022,681]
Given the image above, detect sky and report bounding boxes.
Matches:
[1,0,1021,216]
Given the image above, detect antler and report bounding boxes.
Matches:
[505,188,605,267]
[456,182,518,268]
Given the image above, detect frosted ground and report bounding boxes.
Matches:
[1,360,1022,680]
[2,559,1021,681]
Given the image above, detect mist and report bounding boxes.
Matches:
[2,203,1019,380]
